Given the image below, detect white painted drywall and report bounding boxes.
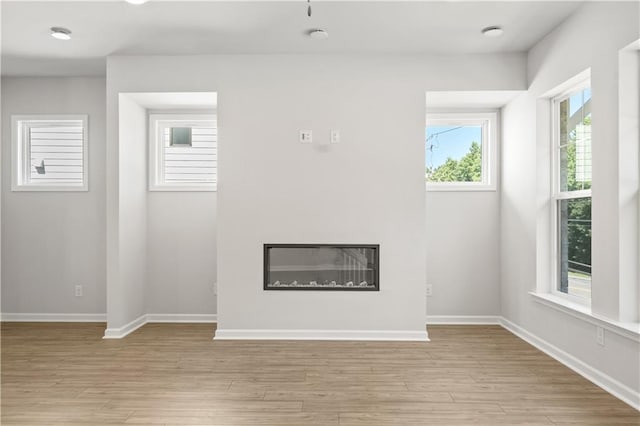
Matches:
[217,69,427,335]
[106,94,148,329]
[424,95,514,319]
[617,45,639,323]
[501,1,639,395]
[117,92,218,319]
[1,77,106,314]
[426,191,501,316]
[106,53,526,336]
[146,193,217,314]
[1,0,3,322]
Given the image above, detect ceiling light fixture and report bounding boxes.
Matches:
[481,26,504,37]
[309,29,329,40]
[50,27,72,40]
[125,0,149,4]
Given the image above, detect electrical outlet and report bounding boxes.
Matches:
[426,284,433,297]
[74,285,83,297]
[596,326,605,346]
[330,129,340,144]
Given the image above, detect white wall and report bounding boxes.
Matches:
[218,65,428,337]
[1,77,106,315]
[618,45,640,323]
[425,94,513,319]
[426,191,501,316]
[106,91,218,329]
[501,1,639,399]
[146,193,217,314]
[105,94,148,330]
[106,53,526,337]
[1,0,3,322]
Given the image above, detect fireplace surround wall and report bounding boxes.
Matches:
[208,55,429,340]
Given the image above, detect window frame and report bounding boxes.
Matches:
[550,79,592,305]
[148,113,217,192]
[11,114,89,192]
[425,111,497,192]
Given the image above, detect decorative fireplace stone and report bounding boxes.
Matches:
[264,244,379,291]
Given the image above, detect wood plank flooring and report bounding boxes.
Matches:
[1,323,638,425]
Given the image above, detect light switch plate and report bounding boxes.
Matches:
[299,130,313,144]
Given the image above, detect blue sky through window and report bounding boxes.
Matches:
[569,88,591,116]
[426,126,482,169]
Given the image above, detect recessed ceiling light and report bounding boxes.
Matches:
[309,29,329,40]
[481,26,504,37]
[125,0,149,4]
[50,27,72,41]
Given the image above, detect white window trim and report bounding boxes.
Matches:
[550,79,592,306]
[148,113,217,192]
[425,111,497,192]
[11,114,89,192]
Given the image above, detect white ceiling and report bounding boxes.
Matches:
[1,1,584,76]
[426,90,523,110]
[125,92,217,109]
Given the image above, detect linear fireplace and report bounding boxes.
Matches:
[264,244,379,291]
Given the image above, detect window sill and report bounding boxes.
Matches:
[149,186,217,192]
[425,184,496,192]
[529,292,640,342]
[11,185,88,192]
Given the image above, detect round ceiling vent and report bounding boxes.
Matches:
[50,27,72,40]
[309,29,329,40]
[481,26,504,37]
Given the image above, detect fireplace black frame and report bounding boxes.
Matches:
[263,243,380,291]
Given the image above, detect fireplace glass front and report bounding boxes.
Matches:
[264,244,379,291]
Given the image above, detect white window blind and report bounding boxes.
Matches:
[149,114,217,191]
[162,124,217,184]
[29,124,84,183]
[575,123,592,183]
[11,115,88,191]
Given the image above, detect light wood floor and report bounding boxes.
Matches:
[1,323,638,425]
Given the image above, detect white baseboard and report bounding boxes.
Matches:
[500,317,640,411]
[1,313,106,322]
[214,329,429,341]
[103,313,217,339]
[146,313,217,323]
[103,314,147,339]
[427,315,501,325]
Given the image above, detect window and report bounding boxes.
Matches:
[552,83,592,302]
[11,115,88,191]
[149,114,217,191]
[425,112,496,191]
